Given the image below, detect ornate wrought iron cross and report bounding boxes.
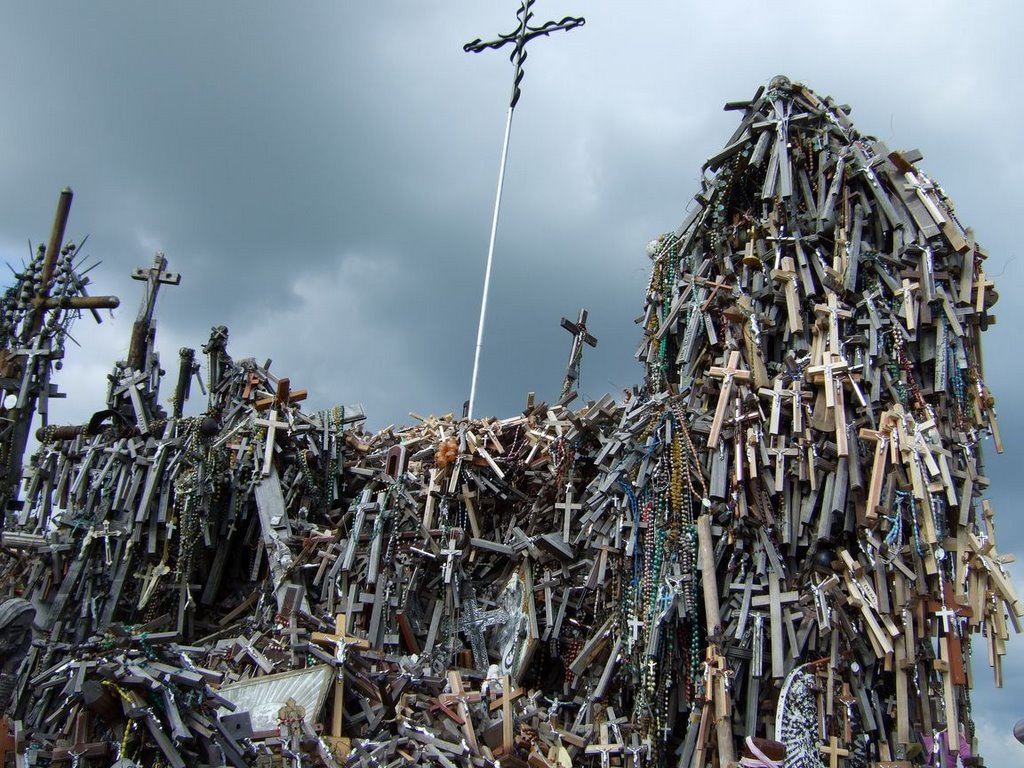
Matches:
[463,1,585,419]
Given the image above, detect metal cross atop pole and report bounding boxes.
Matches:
[463,1,584,419]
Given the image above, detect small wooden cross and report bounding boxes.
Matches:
[925,582,973,686]
[255,377,308,411]
[818,734,849,768]
[707,350,752,446]
[770,256,803,332]
[584,722,626,768]
[488,674,525,755]
[0,718,14,768]
[440,537,463,584]
[813,293,852,354]
[555,483,582,542]
[894,278,920,332]
[254,408,288,476]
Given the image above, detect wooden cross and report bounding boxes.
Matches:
[758,377,785,435]
[310,614,370,744]
[729,572,762,640]
[858,410,898,526]
[894,278,920,332]
[126,252,180,371]
[440,671,482,753]
[114,369,151,434]
[707,350,752,446]
[254,408,288,476]
[255,377,307,411]
[555,482,582,542]
[818,734,849,768]
[770,256,803,332]
[440,537,463,584]
[813,293,853,354]
[51,709,112,764]
[925,582,973,686]
[584,722,625,768]
[560,308,598,397]
[751,574,799,678]
[488,674,525,755]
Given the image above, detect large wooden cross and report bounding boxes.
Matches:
[707,350,752,446]
[584,722,626,768]
[560,308,598,398]
[126,252,180,371]
[488,674,525,755]
[310,614,370,745]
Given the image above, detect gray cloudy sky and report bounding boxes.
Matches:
[2,0,1022,759]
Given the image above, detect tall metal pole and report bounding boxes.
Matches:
[463,1,584,419]
[467,106,514,420]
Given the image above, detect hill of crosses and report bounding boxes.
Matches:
[0,77,1018,768]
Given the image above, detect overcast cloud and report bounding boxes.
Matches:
[2,1,1021,760]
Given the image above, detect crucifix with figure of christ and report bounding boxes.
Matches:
[463,1,585,418]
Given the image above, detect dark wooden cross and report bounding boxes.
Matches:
[464,0,585,108]
[560,309,598,398]
[126,252,180,371]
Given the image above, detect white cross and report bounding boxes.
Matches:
[254,408,288,476]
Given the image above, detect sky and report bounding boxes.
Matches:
[1,0,1022,760]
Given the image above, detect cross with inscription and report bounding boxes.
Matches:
[126,252,180,371]
[311,614,370,745]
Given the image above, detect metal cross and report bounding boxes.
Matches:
[463,1,584,419]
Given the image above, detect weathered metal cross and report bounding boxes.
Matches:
[464,0,585,109]
[463,1,584,419]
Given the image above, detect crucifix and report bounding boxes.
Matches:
[463,0,585,418]
[771,256,804,332]
[818,734,850,768]
[440,535,463,584]
[707,350,752,446]
[559,308,598,399]
[812,293,853,354]
[310,613,370,746]
[584,722,626,768]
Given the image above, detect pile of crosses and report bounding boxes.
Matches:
[0,77,1019,768]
